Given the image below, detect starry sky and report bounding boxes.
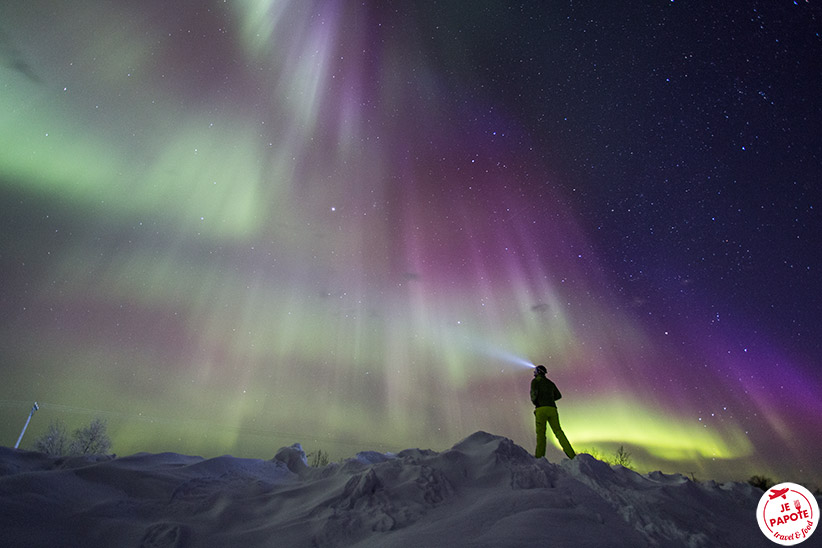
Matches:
[1,1,820,484]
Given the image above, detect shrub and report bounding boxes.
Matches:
[580,445,634,469]
[307,449,329,467]
[612,445,634,469]
[580,447,603,460]
[748,475,775,490]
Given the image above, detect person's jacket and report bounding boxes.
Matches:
[531,374,562,408]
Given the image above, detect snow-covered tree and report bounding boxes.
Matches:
[33,420,68,456]
[33,417,112,456]
[69,418,112,456]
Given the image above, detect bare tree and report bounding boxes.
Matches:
[33,420,68,456]
[69,418,112,456]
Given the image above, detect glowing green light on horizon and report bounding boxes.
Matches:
[564,398,754,461]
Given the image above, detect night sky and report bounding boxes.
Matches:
[1,1,820,484]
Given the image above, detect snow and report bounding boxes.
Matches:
[0,432,790,547]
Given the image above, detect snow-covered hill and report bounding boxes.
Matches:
[0,432,779,547]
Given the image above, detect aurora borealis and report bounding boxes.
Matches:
[1,1,820,484]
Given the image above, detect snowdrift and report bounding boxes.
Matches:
[0,432,772,547]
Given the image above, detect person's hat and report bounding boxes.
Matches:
[534,365,547,375]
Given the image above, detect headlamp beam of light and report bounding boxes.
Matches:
[476,346,535,370]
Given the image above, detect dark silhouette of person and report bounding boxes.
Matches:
[531,365,576,459]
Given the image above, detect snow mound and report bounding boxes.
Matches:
[0,432,774,547]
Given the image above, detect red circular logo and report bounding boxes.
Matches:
[757,482,819,545]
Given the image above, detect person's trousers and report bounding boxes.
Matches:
[534,405,576,459]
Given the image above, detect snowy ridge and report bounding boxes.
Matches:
[0,432,773,547]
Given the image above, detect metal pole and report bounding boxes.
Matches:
[14,402,39,449]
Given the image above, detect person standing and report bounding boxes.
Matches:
[530,365,576,459]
